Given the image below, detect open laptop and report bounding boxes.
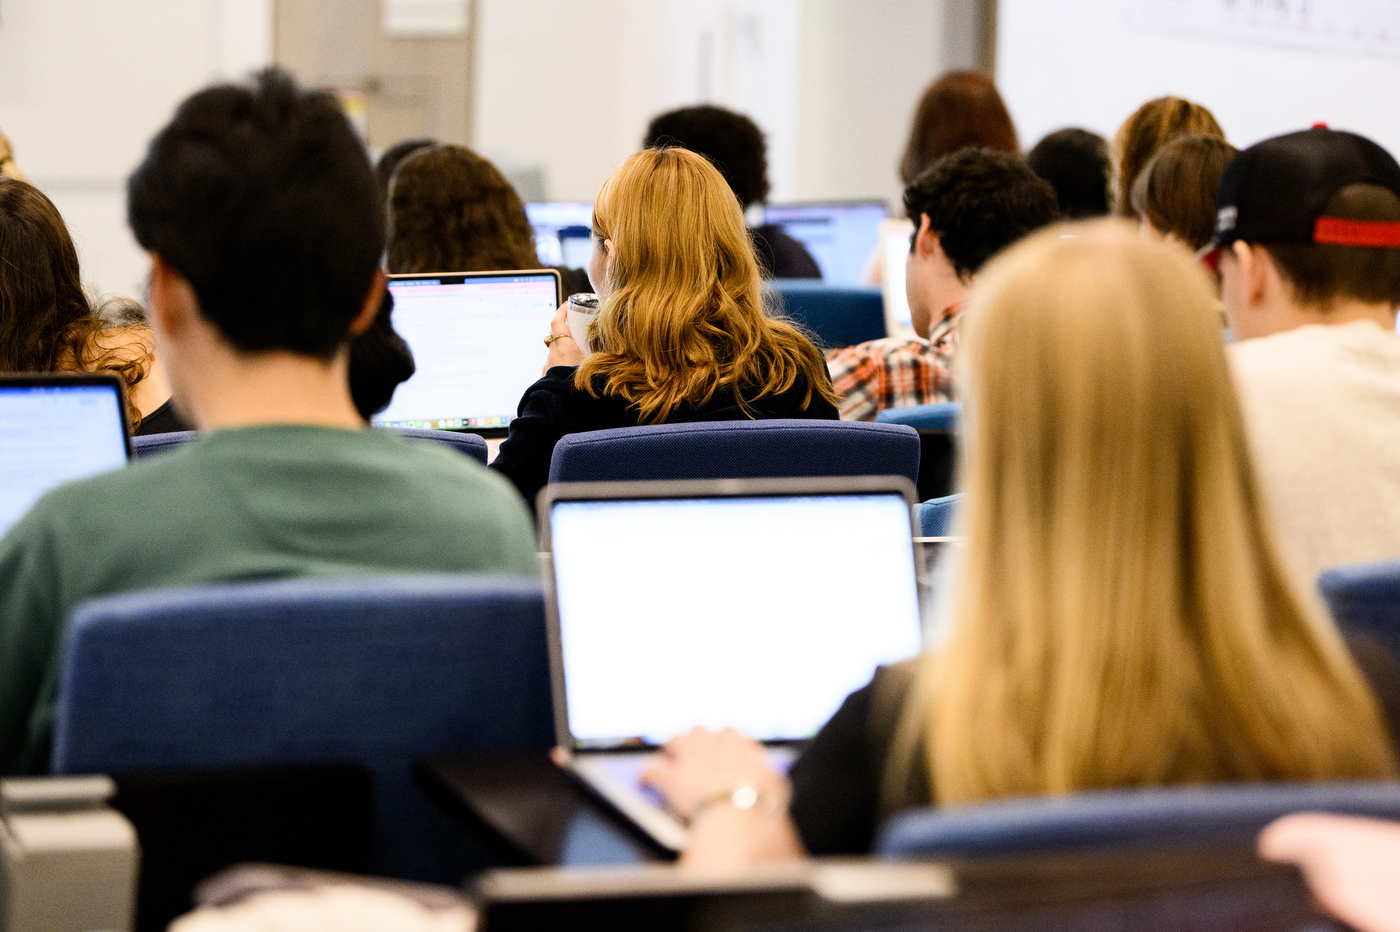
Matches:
[879,218,917,340]
[540,477,925,851]
[371,269,562,432]
[0,373,132,538]
[526,202,593,270]
[762,200,888,285]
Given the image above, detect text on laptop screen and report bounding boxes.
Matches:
[550,493,923,746]
[527,202,593,270]
[0,383,128,537]
[372,273,559,429]
[762,202,887,285]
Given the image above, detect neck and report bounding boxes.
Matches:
[177,345,364,432]
[1269,296,1397,336]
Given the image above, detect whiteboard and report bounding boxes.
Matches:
[996,0,1400,160]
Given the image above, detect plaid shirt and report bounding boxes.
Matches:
[825,304,961,421]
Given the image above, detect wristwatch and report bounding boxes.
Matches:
[686,784,782,823]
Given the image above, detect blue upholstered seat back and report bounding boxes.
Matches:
[769,281,886,349]
[914,493,963,537]
[1319,559,1400,657]
[875,402,961,431]
[52,575,552,882]
[133,427,489,464]
[547,419,920,487]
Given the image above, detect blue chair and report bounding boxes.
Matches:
[133,427,488,464]
[914,493,963,537]
[548,419,920,488]
[875,402,961,431]
[768,281,886,348]
[51,575,552,883]
[876,782,1400,858]
[1319,558,1400,657]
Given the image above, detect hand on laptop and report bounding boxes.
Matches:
[544,301,584,372]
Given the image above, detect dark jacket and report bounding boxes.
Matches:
[753,225,822,280]
[491,366,839,506]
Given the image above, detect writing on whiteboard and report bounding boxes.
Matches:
[1130,0,1400,60]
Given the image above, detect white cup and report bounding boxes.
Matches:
[566,293,600,357]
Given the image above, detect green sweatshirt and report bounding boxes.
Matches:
[0,425,540,774]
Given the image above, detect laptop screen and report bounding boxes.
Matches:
[881,219,916,334]
[526,202,593,270]
[0,379,130,538]
[372,271,561,430]
[762,201,887,285]
[550,491,923,747]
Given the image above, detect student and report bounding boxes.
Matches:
[642,222,1399,866]
[490,147,839,505]
[1215,128,1400,585]
[0,178,171,430]
[1130,135,1238,251]
[1112,96,1224,216]
[826,148,1058,421]
[899,71,1019,186]
[644,105,820,279]
[1025,127,1112,219]
[0,69,539,775]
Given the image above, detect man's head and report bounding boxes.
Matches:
[1027,128,1112,220]
[903,148,1059,337]
[643,105,769,210]
[128,68,384,361]
[1212,128,1400,340]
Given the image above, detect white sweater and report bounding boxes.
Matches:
[1229,320,1400,587]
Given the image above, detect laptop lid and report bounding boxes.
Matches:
[371,269,562,431]
[540,477,924,752]
[879,218,917,340]
[526,202,594,270]
[762,200,888,285]
[0,373,132,538]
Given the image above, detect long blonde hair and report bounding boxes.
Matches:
[575,148,837,422]
[1112,96,1224,216]
[890,221,1397,809]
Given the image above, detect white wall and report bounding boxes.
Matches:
[996,0,1400,159]
[0,0,272,301]
[472,0,945,208]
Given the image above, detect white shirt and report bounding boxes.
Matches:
[1229,319,1400,587]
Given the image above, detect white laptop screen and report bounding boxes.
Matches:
[763,201,888,285]
[550,492,923,747]
[372,272,560,430]
[882,220,915,333]
[526,202,593,270]
[0,381,129,537]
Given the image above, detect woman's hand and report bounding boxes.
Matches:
[641,727,805,867]
[543,301,584,373]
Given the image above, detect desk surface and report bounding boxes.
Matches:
[419,752,667,868]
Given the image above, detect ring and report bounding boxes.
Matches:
[544,333,569,347]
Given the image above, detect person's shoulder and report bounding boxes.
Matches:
[1230,321,1400,388]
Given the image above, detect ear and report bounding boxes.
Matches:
[1232,241,1270,307]
[347,268,388,337]
[913,214,937,259]
[146,253,199,342]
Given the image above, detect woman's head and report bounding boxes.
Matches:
[1113,96,1225,216]
[386,144,539,274]
[579,147,836,421]
[0,178,97,372]
[897,221,1395,806]
[1130,135,1239,251]
[900,71,1019,186]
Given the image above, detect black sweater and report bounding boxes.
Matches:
[490,366,839,505]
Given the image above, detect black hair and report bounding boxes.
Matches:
[1026,128,1111,220]
[374,137,435,204]
[643,105,770,209]
[1266,183,1400,308]
[904,147,1061,278]
[127,68,383,358]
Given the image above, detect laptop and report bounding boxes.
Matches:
[370,269,562,432]
[0,373,132,538]
[526,202,594,270]
[540,477,925,851]
[762,200,888,285]
[879,218,917,340]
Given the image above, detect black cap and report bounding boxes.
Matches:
[1212,128,1400,250]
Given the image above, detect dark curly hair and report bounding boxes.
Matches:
[904,148,1060,279]
[643,105,770,209]
[386,144,540,273]
[128,68,383,359]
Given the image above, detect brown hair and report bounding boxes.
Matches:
[1130,135,1239,250]
[1113,97,1225,216]
[0,179,149,409]
[578,148,837,422]
[886,221,1397,809]
[1266,183,1400,308]
[386,144,540,273]
[900,71,1019,186]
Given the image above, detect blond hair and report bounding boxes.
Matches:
[1112,96,1224,216]
[575,148,837,422]
[888,221,1396,810]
